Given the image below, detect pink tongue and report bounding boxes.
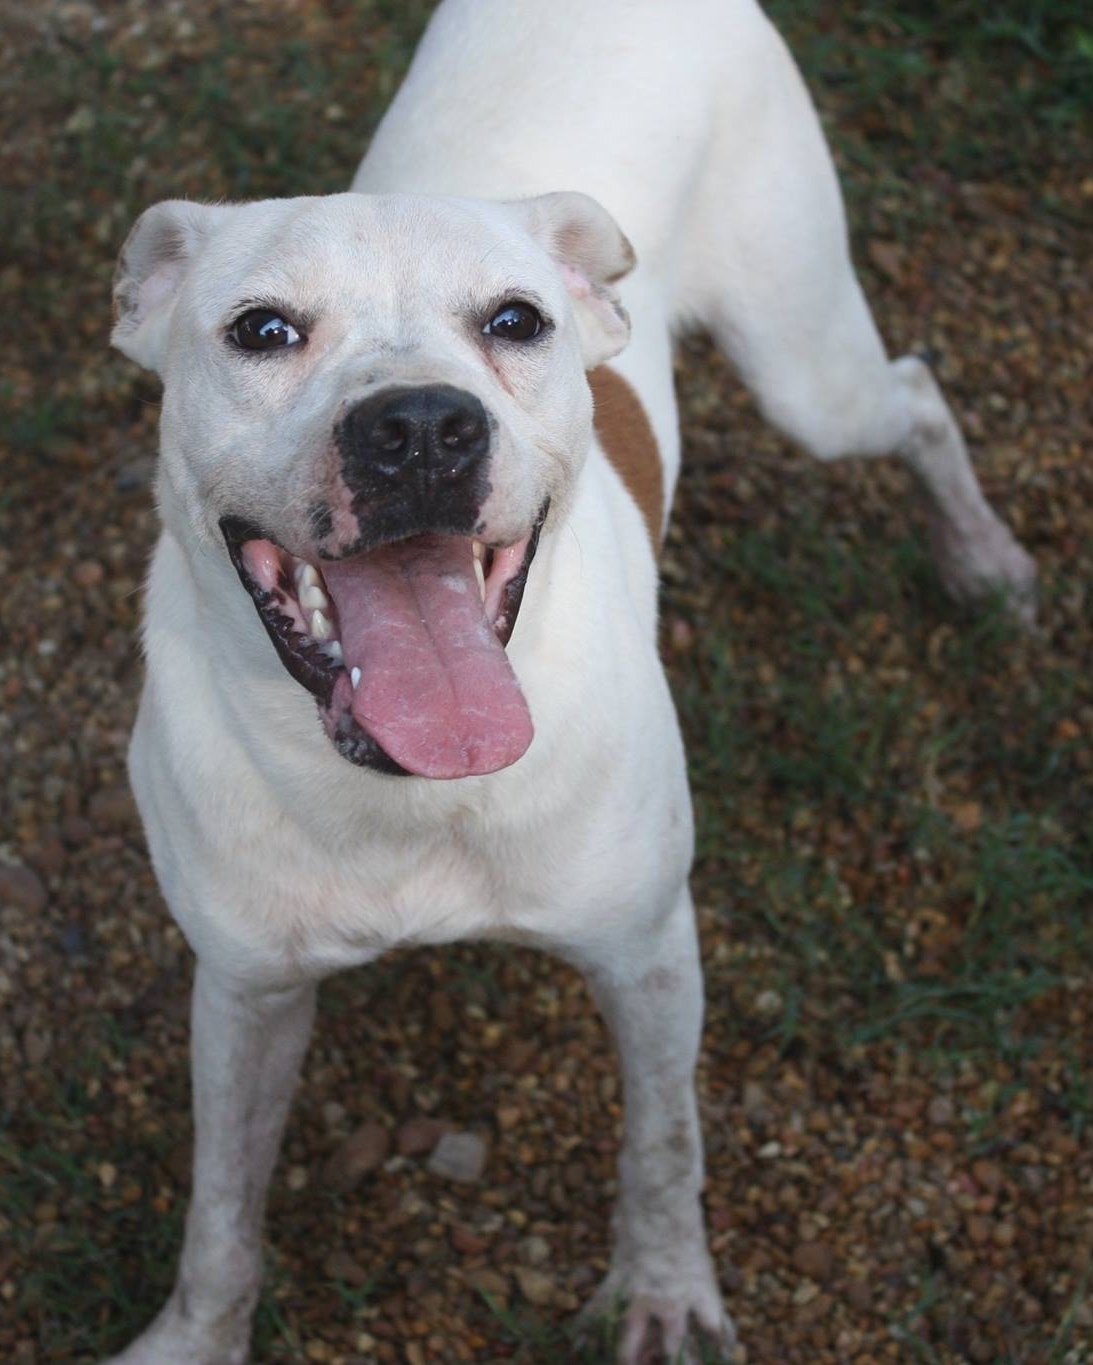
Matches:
[321,536,533,779]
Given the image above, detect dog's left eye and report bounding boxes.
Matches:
[483,302,543,342]
[231,309,305,352]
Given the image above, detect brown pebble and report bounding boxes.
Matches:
[323,1122,390,1193]
[845,1280,872,1314]
[500,1039,535,1073]
[465,1267,509,1303]
[22,1026,51,1066]
[514,1266,555,1307]
[59,815,93,847]
[323,1250,371,1287]
[74,559,105,588]
[450,1225,491,1256]
[428,988,455,1031]
[927,1096,954,1126]
[793,1240,834,1282]
[30,835,67,877]
[965,1215,991,1246]
[396,1117,451,1158]
[972,1158,1004,1193]
[88,784,139,830]
[163,1141,193,1185]
[0,863,47,913]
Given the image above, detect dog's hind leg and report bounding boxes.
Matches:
[675,16,1036,620]
[103,968,317,1365]
[565,887,736,1363]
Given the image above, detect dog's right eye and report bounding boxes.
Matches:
[231,309,305,352]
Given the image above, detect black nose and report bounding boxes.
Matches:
[339,385,490,488]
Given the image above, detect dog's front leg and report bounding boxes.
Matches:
[104,965,317,1365]
[570,889,736,1364]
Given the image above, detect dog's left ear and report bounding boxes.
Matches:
[510,191,636,369]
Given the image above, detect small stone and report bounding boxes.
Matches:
[323,1250,370,1287]
[845,1280,872,1314]
[0,864,47,913]
[97,1162,117,1190]
[286,1165,309,1191]
[742,1081,772,1125]
[514,1266,555,1306]
[89,784,139,830]
[22,1027,51,1066]
[58,922,88,956]
[73,559,105,588]
[396,1116,451,1158]
[965,1215,991,1246]
[163,1140,192,1184]
[927,1096,954,1126]
[59,816,93,847]
[972,1158,1003,1192]
[322,1101,347,1128]
[496,1104,522,1131]
[427,1130,488,1184]
[323,1122,390,1193]
[951,800,983,833]
[30,836,66,877]
[868,238,905,284]
[518,1235,550,1267]
[466,1267,509,1303]
[793,1241,834,1282]
[451,1225,491,1256]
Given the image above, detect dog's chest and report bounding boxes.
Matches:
[207,803,552,980]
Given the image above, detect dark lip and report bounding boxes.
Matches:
[219,502,549,777]
[220,517,341,709]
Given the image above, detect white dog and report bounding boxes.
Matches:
[105,0,1035,1360]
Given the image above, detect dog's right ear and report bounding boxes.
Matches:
[112,200,230,373]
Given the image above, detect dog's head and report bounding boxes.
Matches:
[113,191,634,779]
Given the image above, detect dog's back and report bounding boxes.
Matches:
[355,0,780,282]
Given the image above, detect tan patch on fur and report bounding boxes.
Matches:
[588,367,664,554]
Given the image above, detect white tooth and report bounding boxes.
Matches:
[300,583,328,611]
[351,666,361,689]
[473,555,486,602]
[310,609,332,640]
[326,640,343,663]
[472,540,485,561]
[295,562,320,589]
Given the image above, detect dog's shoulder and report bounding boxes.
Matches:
[588,366,664,555]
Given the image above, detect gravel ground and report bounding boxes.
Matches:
[1,2,1091,1362]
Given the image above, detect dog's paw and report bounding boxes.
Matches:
[927,508,1038,628]
[579,1271,737,1364]
[100,1303,250,1365]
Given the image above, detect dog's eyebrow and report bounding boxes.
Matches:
[464,288,552,325]
[221,296,318,332]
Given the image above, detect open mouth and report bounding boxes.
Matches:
[221,510,546,779]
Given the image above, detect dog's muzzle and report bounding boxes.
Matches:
[327,385,493,553]
[219,383,548,781]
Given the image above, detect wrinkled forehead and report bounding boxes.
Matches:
[190,193,561,318]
